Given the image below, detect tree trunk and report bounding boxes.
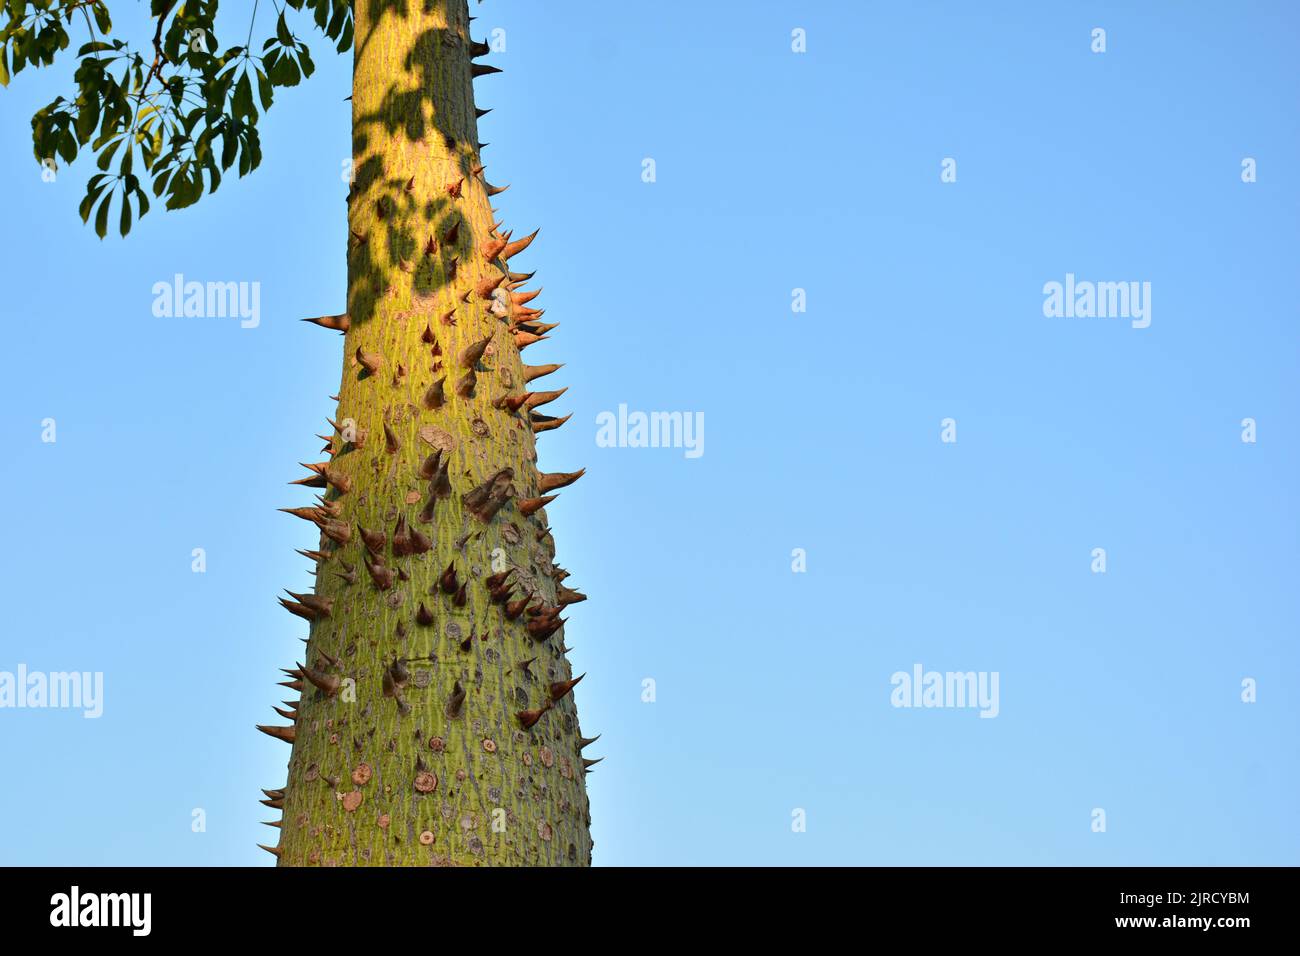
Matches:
[258,0,594,866]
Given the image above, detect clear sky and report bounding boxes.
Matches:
[1,1,1296,866]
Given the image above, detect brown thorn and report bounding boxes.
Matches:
[517,494,557,517]
[537,468,585,493]
[355,347,383,376]
[475,273,506,300]
[446,680,466,718]
[502,228,539,261]
[459,333,493,369]
[463,468,515,522]
[514,332,548,350]
[256,724,296,744]
[439,562,459,595]
[525,387,568,409]
[549,673,585,702]
[424,377,447,410]
[531,413,572,434]
[516,700,552,729]
[303,312,350,333]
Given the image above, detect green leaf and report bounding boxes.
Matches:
[78,174,109,223]
[119,191,132,236]
[220,125,237,169]
[56,129,75,163]
[232,70,256,122]
[92,104,117,147]
[92,2,112,35]
[276,11,293,47]
[269,50,300,86]
[140,127,159,168]
[167,166,202,209]
[96,135,122,171]
[74,95,100,144]
[152,166,173,198]
[93,191,111,239]
[255,67,274,110]
[326,1,347,40]
[238,126,261,177]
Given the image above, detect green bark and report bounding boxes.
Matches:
[261,0,593,867]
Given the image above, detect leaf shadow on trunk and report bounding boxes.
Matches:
[346,21,487,332]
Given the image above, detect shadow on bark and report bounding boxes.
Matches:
[345,21,487,331]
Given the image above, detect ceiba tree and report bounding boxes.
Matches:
[3,0,597,865]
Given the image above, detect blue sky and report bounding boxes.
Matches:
[0,1,1296,866]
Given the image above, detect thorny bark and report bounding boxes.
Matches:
[258,0,594,866]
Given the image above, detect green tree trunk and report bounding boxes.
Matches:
[258,0,594,866]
